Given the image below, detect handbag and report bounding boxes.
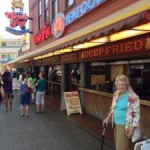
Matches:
[26,86,33,93]
[132,127,141,142]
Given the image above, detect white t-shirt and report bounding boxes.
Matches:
[19,74,23,82]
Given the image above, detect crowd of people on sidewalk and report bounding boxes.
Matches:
[0,67,46,117]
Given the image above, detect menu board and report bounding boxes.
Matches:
[64,91,82,116]
[111,65,124,80]
[91,75,105,85]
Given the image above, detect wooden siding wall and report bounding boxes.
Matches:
[81,90,150,138]
[83,91,112,120]
[140,105,150,138]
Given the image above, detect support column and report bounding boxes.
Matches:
[44,65,49,94]
[80,62,90,109]
[31,66,34,73]
[60,64,67,111]
[80,62,87,88]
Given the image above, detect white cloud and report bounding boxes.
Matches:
[0,0,29,39]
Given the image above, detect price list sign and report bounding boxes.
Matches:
[64,91,82,116]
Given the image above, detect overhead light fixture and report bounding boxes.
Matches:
[20,59,29,62]
[34,52,54,60]
[53,50,61,55]
[131,23,150,31]
[53,48,73,55]
[34,56,42,60]
[110,23,150,42]
[73,37,109,51]
[73,43,85,50]
[63,47,73,52]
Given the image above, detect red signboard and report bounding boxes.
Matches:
[60,53,78,63]
[79,36,150,60]
[5,12,28,28]
[33,24,51,44]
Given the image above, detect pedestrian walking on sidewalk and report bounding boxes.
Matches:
[28,72,37,104]
[103,75,140,150]
[0,74,5,107]
[18,73,30,117]
[35,72,46,114]
[2,69,13,111]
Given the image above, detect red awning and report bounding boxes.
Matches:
[53,9,150,51]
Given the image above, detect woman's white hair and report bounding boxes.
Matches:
[115,75,133,91]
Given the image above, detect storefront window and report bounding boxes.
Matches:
[86,60,150,100]
[48,65,61,94]
[129,63,150,100]
[48,65,61,83]
[70,64,80,84]
[87,62,113,92]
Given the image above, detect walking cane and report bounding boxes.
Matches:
[101,126,106,150]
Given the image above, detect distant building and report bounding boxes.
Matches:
[0,39,21,70]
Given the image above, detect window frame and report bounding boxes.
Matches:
[52,0,58,19]
[10,54,17,59]
[38,0,42,30]
[44,0,49,24]
[66,0,75,8]
[2,54,7,60]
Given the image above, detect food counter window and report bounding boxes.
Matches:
[48,65,61,83]
[129,63,150,100]
[86,60,150,100]
[86,62,114,93]
[70,64,80,84]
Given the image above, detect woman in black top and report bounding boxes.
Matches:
[2,71,13,111]
[0,74,4,106]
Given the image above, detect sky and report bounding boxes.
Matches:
[0,0,29,39]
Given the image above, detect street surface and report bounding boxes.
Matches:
[0,90,114,150]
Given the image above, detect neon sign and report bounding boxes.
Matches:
[33,24,51,44]
[6,27,30,35]
[5,0,30,35]
[52,13,65,38]
[5,12,28,20]
[66,0,106,25]
[5,12,29,29]
[11,0,24,11]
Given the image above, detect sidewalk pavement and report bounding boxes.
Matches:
[0,90,114,150]
[45,93,135,150]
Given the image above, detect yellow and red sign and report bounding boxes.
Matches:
[52,13,65,38]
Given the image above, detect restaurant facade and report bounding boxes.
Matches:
[10,0,150,138]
